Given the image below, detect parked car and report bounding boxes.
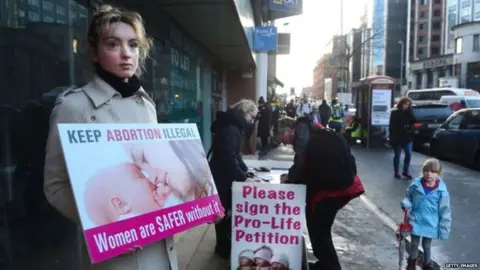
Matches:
[411,103,454,149]
[439,95,480,110]
[430,108,480,169]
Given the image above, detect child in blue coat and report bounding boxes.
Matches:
[401,158,451,270]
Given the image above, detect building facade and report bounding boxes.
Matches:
[0,0,265,268]
[406,0,480,90]
[452,21,480,90]
[312,53,339,100]
[406,0,451,90]
[371,0,408,85]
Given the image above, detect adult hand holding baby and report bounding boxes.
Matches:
[124,144,173,208]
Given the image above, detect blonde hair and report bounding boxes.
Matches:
[230,99,258,117]
[422,158,442,174]
[87,5,152,76]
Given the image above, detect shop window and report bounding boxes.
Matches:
[27,11,40,22]
[474,34,480,52]
[0,1,92,269]
[456,37,463,54]
[43,0,54,12]
[28,0,40,7]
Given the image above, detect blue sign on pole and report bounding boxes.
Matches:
[269,0,301,13]
[253,26,278,52]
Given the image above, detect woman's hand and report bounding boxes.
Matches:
[280,173,289,183]
[208,211,225,224]
[120,245,143,257]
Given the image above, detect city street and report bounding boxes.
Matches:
[262,144,480,267]
[352,146,480,266]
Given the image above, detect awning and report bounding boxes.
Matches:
[114,0,255,68]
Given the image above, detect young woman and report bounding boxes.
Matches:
[389,96,416,179]
[43,5,177,269]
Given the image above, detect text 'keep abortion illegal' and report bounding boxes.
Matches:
[66,127,197,144]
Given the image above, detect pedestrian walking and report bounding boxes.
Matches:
[389,96,416,179]
[319,100,332,127]
[276,114,365,270]
[285,99,296,118]
[208,99,258,259]
[401,158,451,270]
[257,97,272,155]
[328,99,344,133]
[296,96,311,117]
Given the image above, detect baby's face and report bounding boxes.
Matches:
[254,258,270,267]
[239,257,255,267]
[271,262,288,270]
[113,166,164,214]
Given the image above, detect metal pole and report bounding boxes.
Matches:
[399,41,404,87]
[340,0,343,36]
[340,0,344,94]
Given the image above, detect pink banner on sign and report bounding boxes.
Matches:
[83,195,222,263]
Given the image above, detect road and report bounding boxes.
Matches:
[244,155,400,270]
[352,146,480,266]
[261,144,480,267]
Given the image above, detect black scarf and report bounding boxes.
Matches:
[95,64,141,98]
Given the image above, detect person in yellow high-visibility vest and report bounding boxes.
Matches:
[328,99,344,133]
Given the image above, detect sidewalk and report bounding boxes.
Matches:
[176,148,403,270]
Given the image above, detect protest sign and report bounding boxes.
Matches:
[58,123,222,263]
[231,182,306,270]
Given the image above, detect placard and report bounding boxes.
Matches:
[231,182,306,270]
[58,123,222,263]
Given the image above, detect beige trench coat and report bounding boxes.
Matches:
[44,75,178,270]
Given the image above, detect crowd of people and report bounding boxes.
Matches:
[255,95,357,157]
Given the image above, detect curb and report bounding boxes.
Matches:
[360,195,442,270]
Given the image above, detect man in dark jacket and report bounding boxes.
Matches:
[389,96,416,179]
[209,100,258,259]
[318,100,332,127]
[278,115,364,270]
[285,99,296,118]
[257,97,272,155]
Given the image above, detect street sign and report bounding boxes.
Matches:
[268,0,303,20]
[253,26,278,52]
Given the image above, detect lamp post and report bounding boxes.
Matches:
[398,40,404,86]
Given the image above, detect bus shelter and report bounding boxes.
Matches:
[353,76,396,148]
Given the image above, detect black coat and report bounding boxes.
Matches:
[257,103,272,137]
[389,108,416,144]
[319,103,332,126]
[209,109,248,210]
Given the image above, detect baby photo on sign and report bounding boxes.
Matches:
[77,139,216,228]
[237,246,290,270]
